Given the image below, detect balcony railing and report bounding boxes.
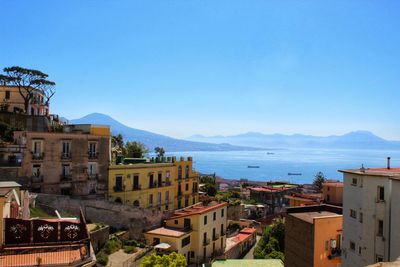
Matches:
[61,153,71,160]
[31,175,43,183]
[177,191,182,197]
[203,238,210,246]
[113,186,124,192]
[212,233,219,241]
[88,151,98,159]
[165,180,171,186]
[133,185,141,191]
[220,230,226,236]
[87,173,98,180]
[149,182,157,188]
[60,174,72,181]
[32,152,44,160]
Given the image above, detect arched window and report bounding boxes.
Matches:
[185,165,189,178]
[178,166,182,180]
[133,200,140,207]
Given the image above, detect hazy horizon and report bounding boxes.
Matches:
[2,1,400,140]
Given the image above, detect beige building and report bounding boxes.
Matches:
[322,182,343,206]
[108,156,199,211]
[145,201,227,264]
[0,85,49,115]
[8,124,111,196]
[340,161,400,266]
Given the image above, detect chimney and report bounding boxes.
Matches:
[387,157,391,169]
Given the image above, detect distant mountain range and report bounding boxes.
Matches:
[187,131,400,150]
[70,113,258,152]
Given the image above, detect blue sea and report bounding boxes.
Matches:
[167,148,400,184]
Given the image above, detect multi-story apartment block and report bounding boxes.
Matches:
[340,160,400,266]
[108,156,199,211]
[285,205,343,267]
[144,201,227,264]
[249,184,298,214]
[0,85,49,115]
[8,124,111,196]
[322,182,343,206]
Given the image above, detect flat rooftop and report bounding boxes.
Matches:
[146,227,188,238]
[169,202,227,219]
[290,211,341,224]
[339,168,400,178]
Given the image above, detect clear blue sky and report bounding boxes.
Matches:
[2,1,400,140]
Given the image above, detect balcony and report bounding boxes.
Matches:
[31,175,43,183]
[32,152,44,161]
[220,230,226,236]
[113,186,124,192]
[87,173,98,180]
[177,191,183,197]
[203,238,210,246]
[328,248,341,259]
[165,180,171,186]
[212,233,219,241]
[133,185,141,191]
[61,153,71,160]
[60,174,72,181]
[88,151,98,160]
[149,182,157,189]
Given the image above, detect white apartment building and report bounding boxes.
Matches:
[340,158,400,267]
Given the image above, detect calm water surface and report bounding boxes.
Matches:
[167,148,400,184]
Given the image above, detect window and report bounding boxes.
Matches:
[351,178,357,186]
[377,220,384,236]
[192,197,195,205]
[359,246,362,255]
[350,241,356,251]
[378,186,385,202]
[376,255,384,263]
[133,175,140,190]
[221,224,224,235]
[157,192,161,206]
[32,164,41,177]
[350,209,357,219]
[149,194,153,206]
[327,194,330,202]
[88,163,97,176]
[32,140,43,154]
[185,196,189,207]
[325,240,329,251]
[213,212,216,221]
[204,215,207,225]
[5,90,10,99]
[165,191,169,204]
[190,251,195,258]
[185,183,189,191]
[221,208,224,217]
[185,165,189,178]
[61,141,70,157]
[88,142,97,158]
[174,220,178,225]
[327,186,330,191]
[158,172,162,187]
[61,164,70,177]
[359,212,363,223]
[149,173,154,188]
[178,166,182,180]
[115,176,123,192]
[181,236,190,247]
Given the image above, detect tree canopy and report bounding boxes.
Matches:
[1,66,56,113]
[154,146,165,157]
[313,171,326,192]
[253,218,285,261]
[140,252,187,267]
[125,141,149,158]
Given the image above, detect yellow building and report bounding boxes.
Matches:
[108,156,199,211]
[144,201,228,264]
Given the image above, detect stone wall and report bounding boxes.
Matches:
[36,194,174,240]
[89,225,110,253]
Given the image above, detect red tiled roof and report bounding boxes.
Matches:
[169,202,227,219]
[239,227,257,235]
[368,168,400,173]
[0,244,92,267]
[249,186,293,192]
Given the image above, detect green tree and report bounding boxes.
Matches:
[203,183,218,197]
[154,146,165,157]
[140,252,187,267]
[125,141,149,158]
[111,134,125,155]
[313,171,326,192]
[1,66,56,114]
[253,218,285,261]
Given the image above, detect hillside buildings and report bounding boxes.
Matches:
[249,184,298,214]
[340,162,400,266]
[285,205,342,267]
[0,85,49,115]
[108,156,199,210]
[145,201,227,264]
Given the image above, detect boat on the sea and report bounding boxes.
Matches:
[248,166,260,168]
[288,172,302,176]
[266,152,275,155]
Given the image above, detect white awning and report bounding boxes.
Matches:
[154,243,171,250]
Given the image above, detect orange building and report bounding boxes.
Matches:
[285,205,342,267]
[285,193,322,207]
[322,182,343,206]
